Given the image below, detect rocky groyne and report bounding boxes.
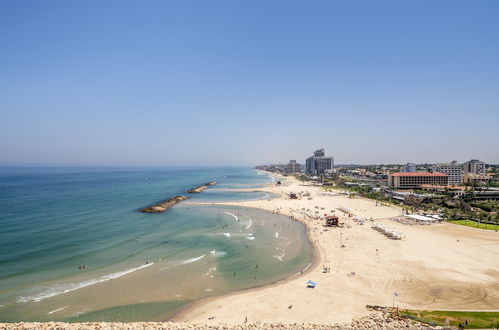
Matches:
[187,181,217,193]
[0,312,447,329]
[138,195,189,213]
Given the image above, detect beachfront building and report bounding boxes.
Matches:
[431,161,463,185]
[388,172,449,189]
[463,159,486,175]
[403,163,416,172]
[286,160,301,174]
[463,173,490,185]
[305,148,334,176]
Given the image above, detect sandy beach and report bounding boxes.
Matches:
[173,174,499,325]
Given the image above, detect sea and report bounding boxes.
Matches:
[0,167,312,322]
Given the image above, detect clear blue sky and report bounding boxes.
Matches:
[1,1,498,166]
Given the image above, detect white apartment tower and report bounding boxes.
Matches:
[404,163,416,172]
[431,161,463,185]
[463,159,486,175]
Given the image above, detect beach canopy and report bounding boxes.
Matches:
[406,215,437,221]
[307,280,317,287]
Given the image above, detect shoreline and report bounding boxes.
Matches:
[172,173,331,323]
[3,170,498,327]
[172,171,499,325]
[172,191,322,322]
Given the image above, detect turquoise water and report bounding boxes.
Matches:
[0,167,312,321]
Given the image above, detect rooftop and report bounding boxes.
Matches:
[390,172,448,177]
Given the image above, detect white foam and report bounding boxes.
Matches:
[246,236,256,241]
[69,309,89,317]
[273,255,284,262]
[203,267,217,277]
[205,288,212,292]
[274,232,279,238]
[211,250,227,257]
[222,233,231,238]
[18,263,154,303]
[47,306,67,315]
[179,254,206,265]
[224,211,238,222]
[245,218,253,229]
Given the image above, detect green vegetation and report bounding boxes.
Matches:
[294,174,312,182]
[448,220,499,231]
[400,309,499,329]
[469,200,499,213]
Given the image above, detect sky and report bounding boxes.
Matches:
[1,1,498,166]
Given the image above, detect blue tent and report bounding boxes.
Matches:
[307,280,317,288]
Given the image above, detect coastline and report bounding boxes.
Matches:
[171,173,347,323]
[172,195,322,322]
[2,169,499,328]
[172,172,499,325]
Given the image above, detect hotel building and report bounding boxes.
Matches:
[388,172,449,189]
[305,148,334,176]
[463,159,486,175]
[431,161,463,185]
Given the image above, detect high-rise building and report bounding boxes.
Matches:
[463,159,486,175]
[286,160,301,174]
[305,148,334,176]
[431,161,463,185]
[404,163,416,172]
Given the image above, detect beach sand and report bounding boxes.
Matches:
[173,174,499,325]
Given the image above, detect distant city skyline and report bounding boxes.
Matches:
[1,1,498,166]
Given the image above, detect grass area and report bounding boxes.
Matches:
[400,310,499,329]
[448,220,499,231]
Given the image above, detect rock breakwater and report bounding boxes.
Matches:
[138,196,189,213]
[187,181,217,193]
[0,312,449,329]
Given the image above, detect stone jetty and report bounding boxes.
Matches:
[0,312,447,329]
[187,181,217,193]
[138,195,189,213]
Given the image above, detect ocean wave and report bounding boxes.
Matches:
[302,262,312,273]
[210,250,227,257]
[47,306,67,315]
[245,218,253,229]
[224,211,238,222]
[221,232,231,238]
[245,232,255,240]
[17,263,154,303]
[179,254,206,265]
[203,266,217,277]
[274,232,279,238]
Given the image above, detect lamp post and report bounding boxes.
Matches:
[393,292,399,308]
